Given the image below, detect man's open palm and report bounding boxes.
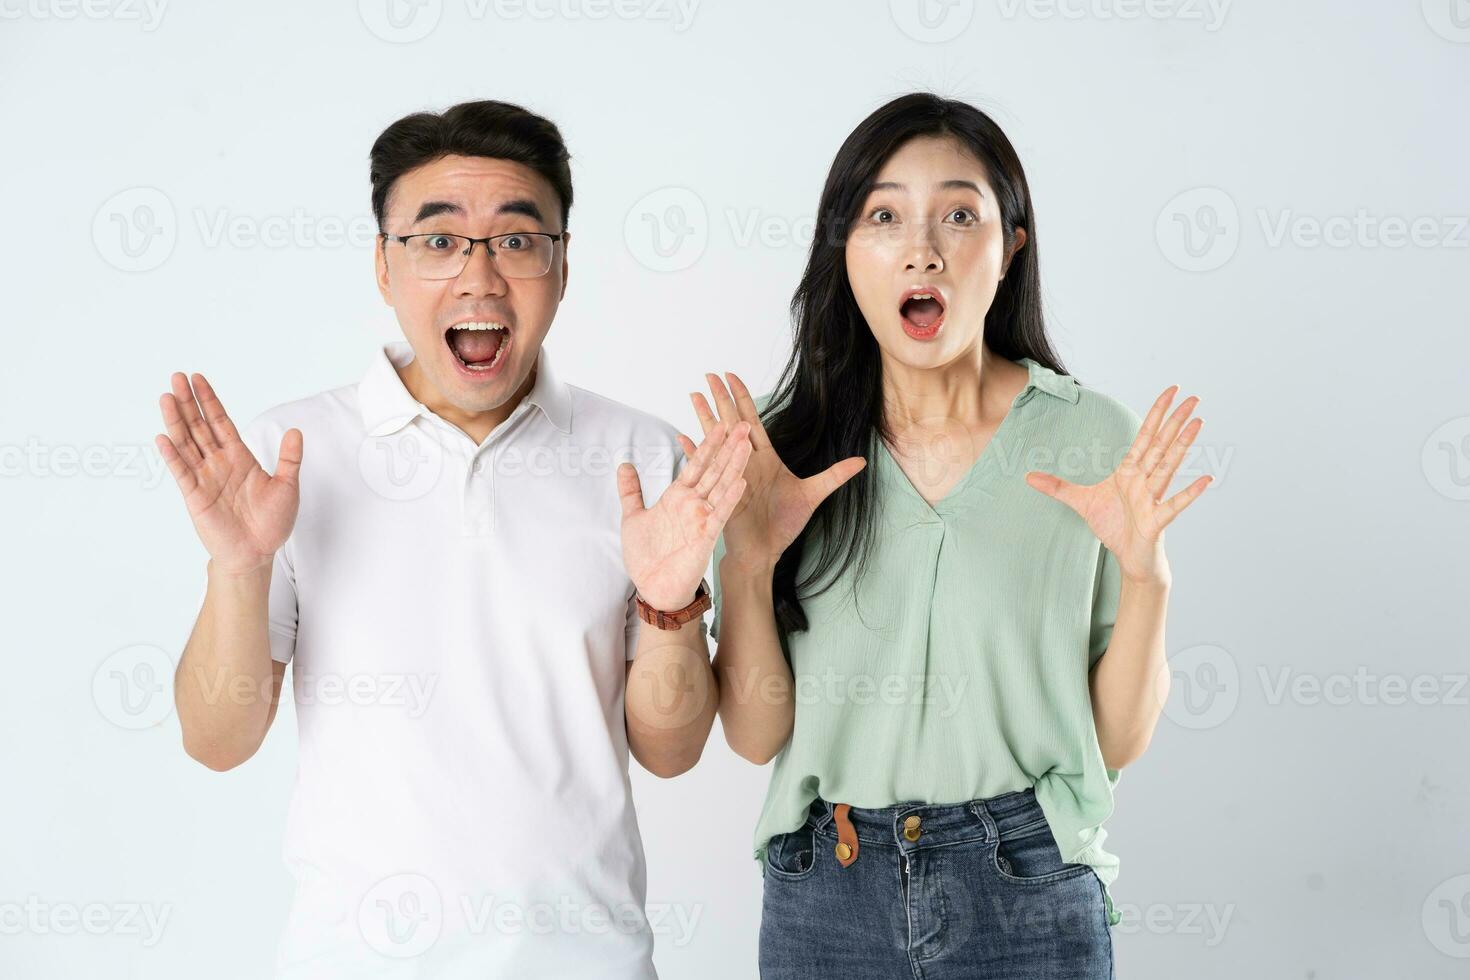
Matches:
[156,372,302,575]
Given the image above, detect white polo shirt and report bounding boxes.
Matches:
[233,341,687,979]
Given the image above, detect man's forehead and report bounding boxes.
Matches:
[389,155,556,220]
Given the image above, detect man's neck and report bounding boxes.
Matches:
[395,356,536,445]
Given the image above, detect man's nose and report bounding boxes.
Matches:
[455,240,509,297]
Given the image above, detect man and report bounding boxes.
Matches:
[155,100,750,978]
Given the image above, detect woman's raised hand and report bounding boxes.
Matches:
[686,373,866,575]
[1025,383,1211,584]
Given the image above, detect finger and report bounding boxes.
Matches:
[170,372,219,454]
[800,455,867,507]
[1156,475,1212,529]
[1120,385,1179,476]
[675,432,698,461]
[689,392,718,437]
[273,429,304,486]
[615,461,646,520]
[155,434,200,496]
[705,372,740,428]
[677,420,728,488]
[159,391,204,466]
[1146,416,1202,501]
[707,476,747,529]
[1023,471,1090,513]
[695,421,751,497]
[697,422,753,498]
[192,373,242,447]
[723,372,772,451]
[1141,395,1200,478]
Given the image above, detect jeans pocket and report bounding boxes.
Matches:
[764,825,819,881]
[990,825,1093,885]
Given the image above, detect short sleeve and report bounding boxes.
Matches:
[238,413,300,665]
[708,531,727,643]
[623,427,702,660]
[1088,543,1121,668]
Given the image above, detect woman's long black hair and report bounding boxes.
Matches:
[762,92,1071,638]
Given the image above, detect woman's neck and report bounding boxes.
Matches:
[880,343,1019,432]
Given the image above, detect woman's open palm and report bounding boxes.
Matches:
[1025,383,1211,582]
[155,372,302,575]
[687,372,866,573]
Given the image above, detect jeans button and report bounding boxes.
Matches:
[903,815,922,841]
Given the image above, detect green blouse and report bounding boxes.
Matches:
[710,357,1142,927]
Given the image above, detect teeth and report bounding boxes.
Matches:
[452,321,507,332]
[911,293,934,301]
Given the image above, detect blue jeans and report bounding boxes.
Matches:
[759,788,1114,979]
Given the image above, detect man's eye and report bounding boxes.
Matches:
[499,235,527,251]
[425,235,460,251]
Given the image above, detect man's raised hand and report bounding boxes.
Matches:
[155,372,302,575]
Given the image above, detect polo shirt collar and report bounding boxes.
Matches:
[1019,356,1082,404]
[358,340,574,437]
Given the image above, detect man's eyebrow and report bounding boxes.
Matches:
[409,198,547,226]
[866,179,985,195]
[495,198,545,223]
[411,200,465,224]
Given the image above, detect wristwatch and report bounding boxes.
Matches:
[634,578,712,630]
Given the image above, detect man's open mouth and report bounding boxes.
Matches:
[445,321,511,372]
[899,289,946,334]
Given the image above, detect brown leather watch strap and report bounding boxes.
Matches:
[634,578,712,631]
[833,803,860,867]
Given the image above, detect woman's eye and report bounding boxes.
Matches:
[948,208,977,225]
[869,208,895,224]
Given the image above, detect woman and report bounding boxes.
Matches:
[685,93,1210,978]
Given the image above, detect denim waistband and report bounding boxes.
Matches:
[804,788,1049,850]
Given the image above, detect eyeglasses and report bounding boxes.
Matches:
[380,231,564,280]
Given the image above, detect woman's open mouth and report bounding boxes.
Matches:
[445,321,512,380]
[899,288,946,341]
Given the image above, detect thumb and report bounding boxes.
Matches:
[615,461,645,520]
[274,429,304,487]
[802,455,867,506]
[1024,470,1085,511]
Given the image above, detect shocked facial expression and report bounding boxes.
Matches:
[374,154,569,416]
[843,135,1024,368]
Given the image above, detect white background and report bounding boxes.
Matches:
[2,0,1468,977]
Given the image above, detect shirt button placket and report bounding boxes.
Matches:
[462,450,494,537]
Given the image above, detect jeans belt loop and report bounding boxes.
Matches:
[833,803,860,867]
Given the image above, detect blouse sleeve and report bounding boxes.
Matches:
[1088,543,1122,668]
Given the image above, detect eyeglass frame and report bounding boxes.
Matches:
[378,230,566,280]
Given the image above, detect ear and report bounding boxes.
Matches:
[1002,226,1028,279]
[559,230,571,301]
[374,234,393,305]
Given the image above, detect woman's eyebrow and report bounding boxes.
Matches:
[866,179,984,195]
